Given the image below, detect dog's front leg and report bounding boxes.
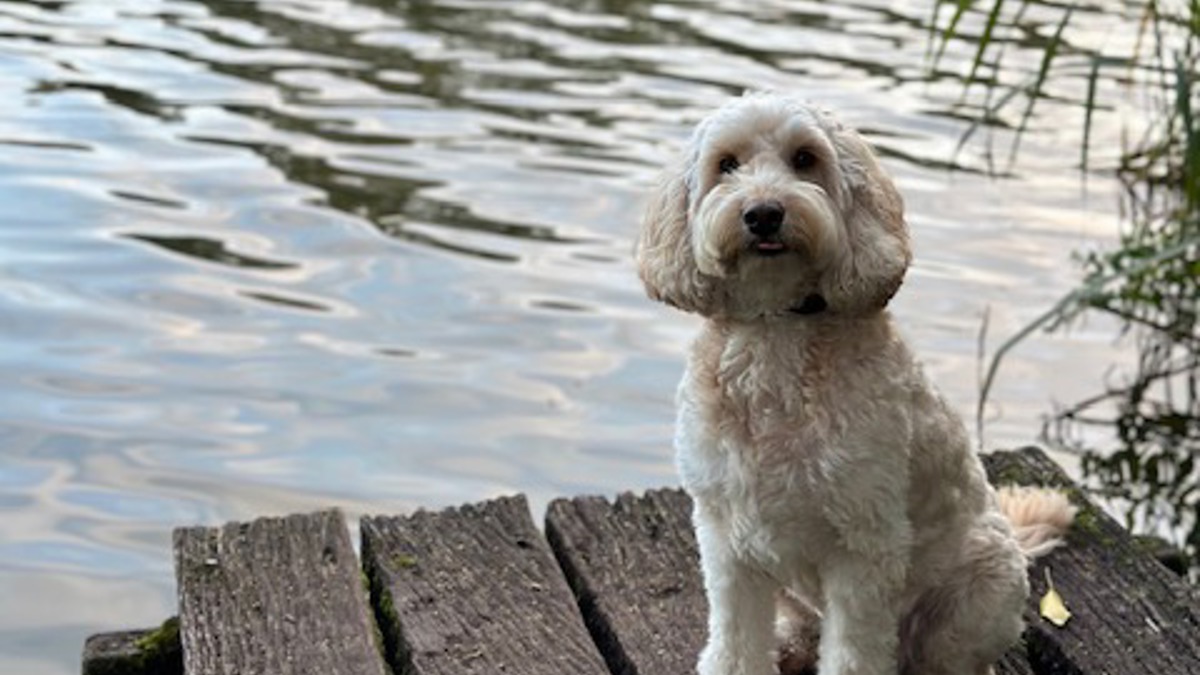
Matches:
[695,510,778,675]
[817,551,907,675]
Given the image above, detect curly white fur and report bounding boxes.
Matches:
[636,92,1077,675]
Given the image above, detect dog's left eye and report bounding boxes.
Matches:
[717,156,740,174]
[792,149,818,171]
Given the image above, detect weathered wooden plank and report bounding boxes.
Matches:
[545,488,1037,675]
[995,644,1037,675]
[174,510,387,675]
[545,488,706,675]
[89,445,1197,675]
[361,494,609,675]
[984,446,1200,675]
[82,619,182,675]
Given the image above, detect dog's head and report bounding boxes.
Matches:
[635,92,910,320]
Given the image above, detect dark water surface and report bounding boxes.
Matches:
[0,1,1137,672]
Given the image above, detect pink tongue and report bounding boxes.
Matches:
[756,241,785,251]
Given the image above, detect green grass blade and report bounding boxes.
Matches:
[953,85,1023,163]
[1175,55,1198,210]
[965,0,1007,87]
[931,0,976,68]
[975,305,991,448]
[1007,4,1075,166]
[1081,54,1101,172]
[977,235,1200,428]
[926,0,949,62]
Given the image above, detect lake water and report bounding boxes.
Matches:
[0,1,1141,672]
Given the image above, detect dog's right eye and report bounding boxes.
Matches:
[717,156,739,174]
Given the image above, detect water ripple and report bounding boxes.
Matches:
[0,1,1140,673]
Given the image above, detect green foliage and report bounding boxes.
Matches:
[930,0,1199,578]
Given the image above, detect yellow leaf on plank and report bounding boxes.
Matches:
[1039,567,1071,627]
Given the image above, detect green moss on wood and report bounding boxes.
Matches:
[133,617,179,656]
[1072,506,1102,536]
[392,554,418,570]
[363,535,411,675]
[85,618,183,675]
[990,463,1039,487]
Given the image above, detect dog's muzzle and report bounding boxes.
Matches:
[743,200,786,254]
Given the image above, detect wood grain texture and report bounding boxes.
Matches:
[174,510,387,675]
[89,446,1198,675]
[985,447,1200,675]
[995,643,1037,675]
[544,488,706,675]
[361,494,609,675]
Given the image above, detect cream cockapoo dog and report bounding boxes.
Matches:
[635,92,1076,675]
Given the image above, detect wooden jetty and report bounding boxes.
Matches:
[82,447,1200,675]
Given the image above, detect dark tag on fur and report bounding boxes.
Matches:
[789,294,828,315]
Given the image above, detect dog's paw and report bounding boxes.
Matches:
[776,645,818,675]
[774,595,821,675]
[698,644,777,675]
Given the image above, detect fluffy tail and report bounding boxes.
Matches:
[996,486,1077,559]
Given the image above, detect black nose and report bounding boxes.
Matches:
[742,201,784,236]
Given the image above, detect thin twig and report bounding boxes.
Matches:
[976,305,992,450]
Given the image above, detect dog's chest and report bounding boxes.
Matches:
[694,437,835,589]
[677,330,865,579]
[678,390,838,579]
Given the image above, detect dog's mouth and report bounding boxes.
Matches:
[751,239,788,256]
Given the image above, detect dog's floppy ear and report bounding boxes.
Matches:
[821,123,912,314]
[635,151,717,315]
